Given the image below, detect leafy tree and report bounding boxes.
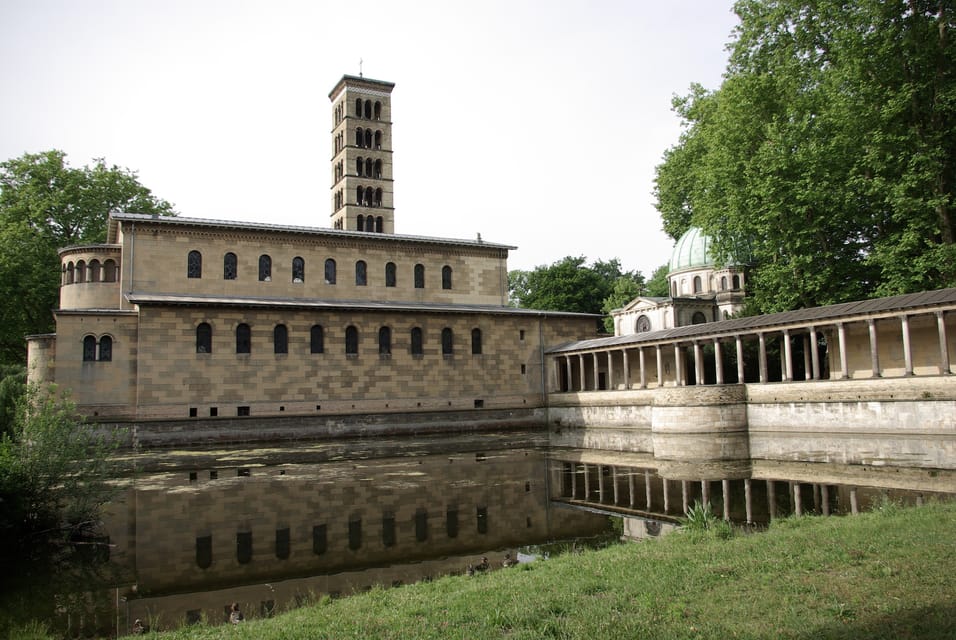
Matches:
[0,151,175,364]
[509,257,644,331]
[601,277,643,333]
[0,384,121,632]
[654,1,956,313]
[0,364,26,439]
[644,263,671,298]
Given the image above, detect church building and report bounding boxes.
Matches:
[26,75,598,427]
[611,226,747,335]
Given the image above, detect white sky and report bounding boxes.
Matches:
[0,0,738,277]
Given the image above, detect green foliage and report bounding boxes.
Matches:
[600,277,643,332]
[0,384,121,633]
[509,257,644,332]
[644,263,670,298]
[654,1,956,313]
[0,150,175,365]
[0,364,26,438]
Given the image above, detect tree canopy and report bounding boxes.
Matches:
[509,256,644,332]
[0,151,175,365]
[654,0,956,313]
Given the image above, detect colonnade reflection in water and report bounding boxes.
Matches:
[60,432,951,636]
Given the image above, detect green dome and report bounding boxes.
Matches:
[668,227,715,272]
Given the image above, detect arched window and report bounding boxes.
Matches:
[636,315,651,332]
[196,322,212,353]
[375,217,383,232]
[374,130,382,149]
[357,214,365,230]
[310,325,324,354]
[258,255,271,281]
[365,186,374,207]
[236,323,251,354]
[76,260,86,283]
[693,276,702,294]
[356,185,364,204]
[356,157,364,176]
[385,262,396,287]
[374,159,382,178]
[292,257,305,283]
[66,262,75,284]
[355,127,363,147]
[98,335,112,361]
[732,274,741,290]
[691,311,707,325]
[355,98,362,117]
[374,101,382,119]
[364,129,372,148]
[365,216,374,231]
[188,251,202,278]
[345,325,358,355]
[103,259,117,282]
[414,264,425,289]
[411,327,423,356]
[83,335,96,361]
[441,328,453,356]
[274,324,288,354]
[720,276,728,291]
[365,158,373,177]
[224,253,237,280]
[325,259,336,284]
[89,259,101,282]
[374,188,382,207]
[378,326,391,355]
[442,266,453,290]
[364,99,372,119]
[355,260,367,286]
[671,281,677,297]
[471,328,482,355]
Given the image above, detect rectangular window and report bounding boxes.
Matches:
[196,535,212,569]
[446,507,458,538]
[312,524,327,555]
[415,509,428,542]
[476,506,488,534]
[237,531,252,564]
[275,528,290,560]
[348,518,362,550]
[238,406,250,416]
[382,514,396,548]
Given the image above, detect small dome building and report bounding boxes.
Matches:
[611,227,747,335]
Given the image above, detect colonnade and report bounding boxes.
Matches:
[552,307,953,393]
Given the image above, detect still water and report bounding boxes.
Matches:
[57,430,951,636]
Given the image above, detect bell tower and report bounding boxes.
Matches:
[329,75,396,233]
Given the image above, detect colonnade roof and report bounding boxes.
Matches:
[548,287,956,355]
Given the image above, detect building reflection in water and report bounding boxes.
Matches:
[98,432,607,633]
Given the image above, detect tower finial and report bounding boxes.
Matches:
[359,58,363,78]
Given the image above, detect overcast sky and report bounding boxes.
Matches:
[1,0,738,277]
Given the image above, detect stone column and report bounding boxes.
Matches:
[592,353,600,391]
[578,354,586,390]
[867,319,881,377]
[782,329,793,382]
[656,345,664,388]
[662,478,670,513]
[693,341,703,385]
[628,469,635,508]
[837,323,849,379]
[701,480,710,508]
[810,326,821,380]
[570,462,578,498]
[850,487,859,515]
[623,349,631,389]
[736,335,745,383]
[607,352,614,391]
[821,485,830,516]
[674,344,684,386]
[612,466,620,505]
[803,334,812,380]
[937,311,951,375]
[582,463,591,501]
[681,480,689,514]
[758,333,768,383]
[901,315,913,376]
[744,478,753,524]
[645,470,653,510]
[637,347,645,389]
[565,356,573,391]
[714,338,724,385]
[722,479,731,521]
[793,483,803,516]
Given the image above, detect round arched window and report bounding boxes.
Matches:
[636,315,651,333]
